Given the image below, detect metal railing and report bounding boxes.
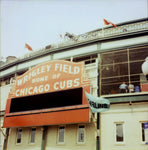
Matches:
[1,20,148,68]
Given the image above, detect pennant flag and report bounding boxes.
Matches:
[25,43,33,51]
[103,18,117,28]
[85,92,110,113]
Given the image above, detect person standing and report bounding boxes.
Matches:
[119,82,128,93]
[128,83,134,93]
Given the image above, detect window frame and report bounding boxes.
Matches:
[16,128,22,144]
[100,46,148,96]
[114,122,125,145]
[77,125,85,144]
[140,121,148,144]
[57,126,65,144]
[29,128,36,144]
[73,54,97,65]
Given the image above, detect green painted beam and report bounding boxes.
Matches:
[103,93,148,103]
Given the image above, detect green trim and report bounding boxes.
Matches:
[0,30,147,71]
[98,37,148,54]
[41,126,48,150]
[0,68,28,80]
[103,93,148,103]
[96,136,100,150]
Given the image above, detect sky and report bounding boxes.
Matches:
[0,0,148,59]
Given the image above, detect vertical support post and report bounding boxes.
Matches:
[97,54,101,97]
[96,113,100,150]
[3,128,9,150]
[96,136,100,150]
[70,56,73,62]
[97,53,101,150]
[41,126,48,150]
[127,48,131,84]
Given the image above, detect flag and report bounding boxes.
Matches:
[60,34,62,38]
[103,18,117,28]
[85,92,110,113]
[25,43,33,51]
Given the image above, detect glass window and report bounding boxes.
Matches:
[130,61,144,75]
[101,49,128,65]
[58,127,65,143]
[77,125,85,143]
[129,47,148,61]
[101,76,129,95]
[100,46,148,95]
[73,54,97,64]
[101,63,128,78]
[30,128,36,143]
[16,129,22,144]
[116,123,124,142]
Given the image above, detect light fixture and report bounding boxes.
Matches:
[141,57,148,80]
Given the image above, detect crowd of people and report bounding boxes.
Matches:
[119,82,139,93]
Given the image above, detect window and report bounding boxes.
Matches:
[77,125,85,143]
[16,129,22,144]
[58,127,65,143]
[30,128,36,143]
[141,122,148,143]
[115,123,124,143]
[73,54,97,65]
[100,46,148,95]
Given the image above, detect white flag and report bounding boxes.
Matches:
[85,92,110,113]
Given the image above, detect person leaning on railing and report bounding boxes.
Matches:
[119,82,128,93]
[128,83,134,93]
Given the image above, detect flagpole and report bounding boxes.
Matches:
[102,27,104,37]
[96,113,100,150]
[85,92,110,150]
[102,19,105,37]
[0,127,6,137]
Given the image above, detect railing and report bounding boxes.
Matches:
[58,20,148,46]
[1,20,148,68]
[20,20,148,59]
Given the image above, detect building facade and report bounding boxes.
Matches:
[0,18,148,150]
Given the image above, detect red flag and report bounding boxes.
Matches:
[25,43,33,51]
[103,19,117,28]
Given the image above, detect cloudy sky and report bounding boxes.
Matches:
[0,0,147,59]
